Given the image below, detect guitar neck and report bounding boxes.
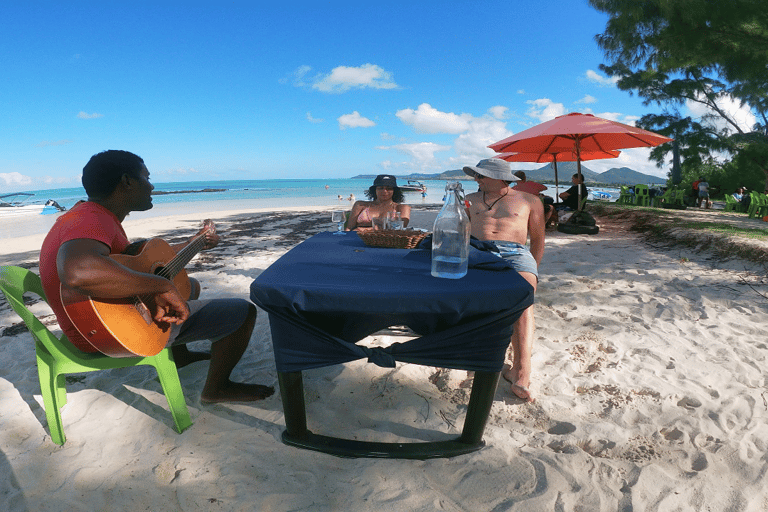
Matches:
[155,229,209,281]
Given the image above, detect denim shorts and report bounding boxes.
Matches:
[488,241,539,280]
[167,298,251,346]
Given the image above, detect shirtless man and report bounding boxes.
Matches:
[39,150,274,403]
[463,158,545,402]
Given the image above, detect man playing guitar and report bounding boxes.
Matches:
[39,150,274,403]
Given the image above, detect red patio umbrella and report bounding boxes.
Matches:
[489,113,673,210]
[494,148,621,201]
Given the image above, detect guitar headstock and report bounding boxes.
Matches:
[202,219,216,236]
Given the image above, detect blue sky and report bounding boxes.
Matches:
[2,0,688,192]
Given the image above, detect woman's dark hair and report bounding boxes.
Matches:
[365,185,404,203]
[82,150,145,199]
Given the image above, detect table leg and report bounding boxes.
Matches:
[459,370,501,445]
[278,372,308,438]
[276,369,502,459]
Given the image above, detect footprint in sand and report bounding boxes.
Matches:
[547,421,576,435]
[691,452,708,471]
[660,426,684,441]
[677,396,702,409]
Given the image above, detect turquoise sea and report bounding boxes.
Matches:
[13,177,619,211]
[2,178,618,240]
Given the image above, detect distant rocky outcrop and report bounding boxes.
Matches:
[353,163,665,186]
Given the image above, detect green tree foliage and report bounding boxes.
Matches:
[590,0,768,193]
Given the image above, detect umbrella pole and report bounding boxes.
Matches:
[553,156,560,204]
[575,140,583,212]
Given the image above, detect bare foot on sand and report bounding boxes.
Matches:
[172,345,211,368]
[502,364,534,402]
[201,382,275,404]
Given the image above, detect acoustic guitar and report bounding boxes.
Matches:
[61,220,215,358]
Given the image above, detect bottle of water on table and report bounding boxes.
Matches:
[388,211,403,230]
[431,181,470,279]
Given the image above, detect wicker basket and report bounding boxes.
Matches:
[357,229,430,249]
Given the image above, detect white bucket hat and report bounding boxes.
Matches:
[463,158,519,181]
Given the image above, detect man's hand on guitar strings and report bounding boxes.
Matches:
[153,289,190,325]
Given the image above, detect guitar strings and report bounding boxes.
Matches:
[156,235,207,280]
[135,231,208,306]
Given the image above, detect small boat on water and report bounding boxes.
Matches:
[0,193,66,217]
[399,180,427,193]
[590,190,612,201]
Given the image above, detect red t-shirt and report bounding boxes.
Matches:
[39,202,130,352]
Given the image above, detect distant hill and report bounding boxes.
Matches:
[353,162,665,186]
[527,162,666,186]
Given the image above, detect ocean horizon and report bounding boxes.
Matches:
[1,178,618,240]
[8,177,619,209]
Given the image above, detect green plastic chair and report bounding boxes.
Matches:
[633,184,650,206]
[724,194,744,212]
[674,189,687,206]
[759,194,768,218]
[747,192,768,218]
[617,186,633,205]
[0,266,192,445]
[653,188,670,207]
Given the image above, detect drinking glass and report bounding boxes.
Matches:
[331,211,345,235]
[372,215,388,231]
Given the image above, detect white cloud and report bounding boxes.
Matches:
[452,116,510,165]
[281,65,313,86]
[338,111,375,130]
[377,142,451,167]
[396,103,472,134]
[313,64,398,93]
[0,172,33,187]
[526,98,566,122]
[587,147,668,180]
[593,111,623,122]
[389,104,512,169]
[517,89,525,95]
[0,172,74,190]
[36,140,73,147]
[577,108,640,125]
[576,94,597,104]
[306,112,323,123]
[77,111,103,119]
[585,69,619,87]
[686,93,756,134]
[488,106,509,120]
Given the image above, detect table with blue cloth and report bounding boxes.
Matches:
[249,232,534,459]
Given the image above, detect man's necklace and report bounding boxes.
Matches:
[482,190,508,210]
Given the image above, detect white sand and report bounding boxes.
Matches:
[1,205,768,511]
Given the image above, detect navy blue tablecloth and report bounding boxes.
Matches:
[250,232,534,373]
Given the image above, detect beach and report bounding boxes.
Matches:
[2,203,768,511]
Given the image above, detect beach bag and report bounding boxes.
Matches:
[570,210,596,226]
[557,210,599,235]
